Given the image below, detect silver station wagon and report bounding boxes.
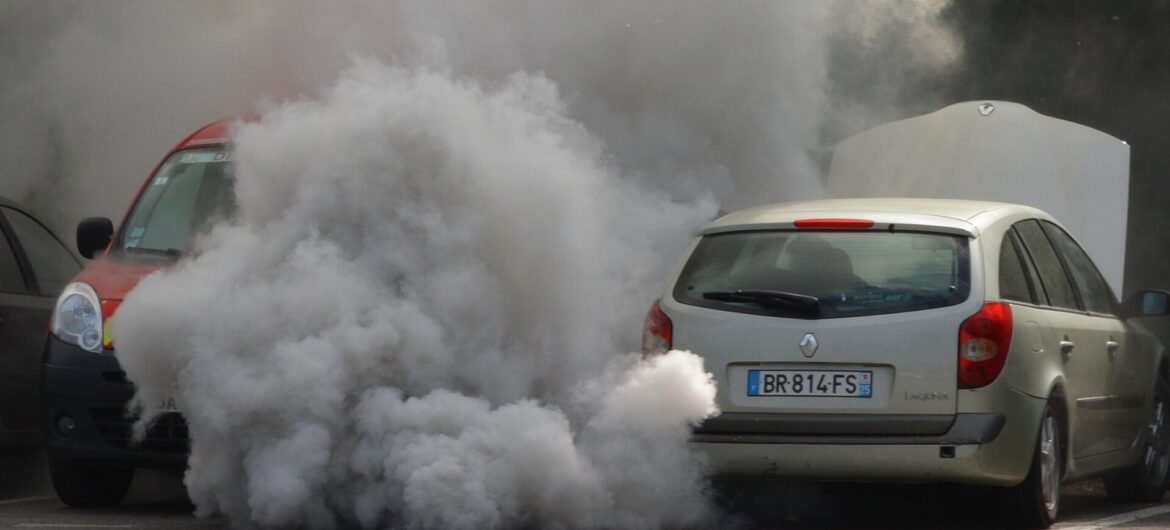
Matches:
[644,198,1170,528]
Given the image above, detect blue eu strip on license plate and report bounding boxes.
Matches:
[748,369,873,397]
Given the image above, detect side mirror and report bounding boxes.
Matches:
[76,217,113,259]
[1124,290,1170,318]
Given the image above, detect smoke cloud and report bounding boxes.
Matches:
[114,64,719,528]
[3,1,963,527]
[2,1,962,233]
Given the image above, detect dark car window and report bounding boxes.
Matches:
[2,207,81,296]
[1042,221,1115,315]
[0,228,25,292]
[1012,227,1050,306]
[119,148,236,256]
[673,230,970,319]
[1014,220,1079,311]
[999,230,1035,304]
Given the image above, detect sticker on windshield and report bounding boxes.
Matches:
[130,227,145,237]
[154,176,169,186]
[179,151,232,164]
[125,239,139,249]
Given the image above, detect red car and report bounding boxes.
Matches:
[42,119,236,507]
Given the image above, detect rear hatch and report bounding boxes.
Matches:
[666,224,983,436]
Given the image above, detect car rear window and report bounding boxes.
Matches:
[673,231,971,319]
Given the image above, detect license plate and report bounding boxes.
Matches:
[747,370,873,397]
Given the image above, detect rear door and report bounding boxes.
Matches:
[667,229,977,434]
[0,213,51,431]
[996,225,1061,394]
[1013,219,1120,458]
[1041,221,1140,453]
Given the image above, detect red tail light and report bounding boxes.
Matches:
[641,299,673,357]
[794,218,875,229]
[958,302,1013,389]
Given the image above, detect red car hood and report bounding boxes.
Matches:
[74,254,164,302]
[73,255,166,344]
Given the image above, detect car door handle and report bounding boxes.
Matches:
[1106,340,1120,361]
[1060,339,1075,362]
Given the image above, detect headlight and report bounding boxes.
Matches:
[51,283,104,353]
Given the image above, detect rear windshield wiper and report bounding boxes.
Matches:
[123,246,183,258]
[702,289,820,316]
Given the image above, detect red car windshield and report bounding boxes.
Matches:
[118,148,236,257]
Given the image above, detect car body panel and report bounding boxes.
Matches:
[42,335,186,467]
[0,291,51,430]
[827,101,1130,295]
[667,294,980,417]
[703,198,991,238]
[967,203,1164,471]
[1059,311,1128,457]
[665,198,1166,489]
[74,255,162,303]
[696,384,1044,486]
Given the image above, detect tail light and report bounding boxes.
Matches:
[641,299,673,357]
[958,302,1013,389]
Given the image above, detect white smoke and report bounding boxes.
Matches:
[1,1,965,527]
[113,64,719,528]
[1,1,961,234]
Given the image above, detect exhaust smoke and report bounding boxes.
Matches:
[113,64,720,528]
[0,1,963,526]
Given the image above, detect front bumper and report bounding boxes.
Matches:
[41,334,188,468]
[692,391,1047,487]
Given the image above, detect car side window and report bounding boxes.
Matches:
[998,230,1035,304]
[1013,228,1050,306]
[1013,219,1079,311]
[1041,221,1115,315]
[2,207,81,296]
[0,228,26,292]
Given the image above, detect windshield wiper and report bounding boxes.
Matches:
[124,246,183,258]
[702,289,820,316]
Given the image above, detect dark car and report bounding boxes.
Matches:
[0,197,81,444]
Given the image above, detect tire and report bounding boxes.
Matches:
[1004,402,1062,529]
[48,456,134,508]
[1104,371,1170,502]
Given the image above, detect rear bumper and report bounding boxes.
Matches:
[694,413,1004,444]
[41,335,188,469]
[693,393,1047,486]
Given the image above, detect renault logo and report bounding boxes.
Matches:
[800,333,818,358]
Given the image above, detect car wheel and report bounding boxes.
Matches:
[48,456,134,508]
[1005,402,1061,529]
[1104,371,1170,502]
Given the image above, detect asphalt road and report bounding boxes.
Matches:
[1,476,1169,529]
[718,479,1170,529]
[0,441,222,529]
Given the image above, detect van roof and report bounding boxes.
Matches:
[171,116,253,151]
